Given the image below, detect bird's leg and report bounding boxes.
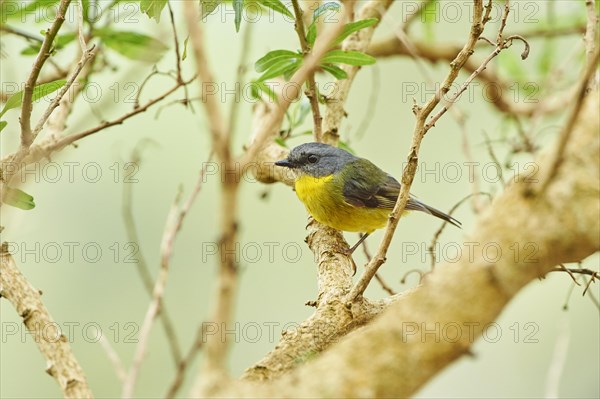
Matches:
[347,232,370,255]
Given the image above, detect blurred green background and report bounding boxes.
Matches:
[1,1,598,397]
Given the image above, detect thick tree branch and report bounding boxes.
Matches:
[0,249,93,398]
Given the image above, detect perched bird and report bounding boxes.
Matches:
[275,142,460,254]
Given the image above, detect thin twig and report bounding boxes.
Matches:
[482,130,506,188]
[98,333,127,383]
[75,0,87,52]
[458,113,486,212]
[535,48,600,195]
[51,76,195,150]
[428,192,491,269]
[0,25,43,42]
[291,0,323,142]
[584,0,598,68]
[122,141,183,366]
[400,268,425,285]
[360,236,396,295]
[424,4,530,132]
[31,46,97,139]
[19,0,72,149]
[133,69,177,109]
[550,266,598,280]
[167,1,183,83]
[164,324,206,398]
[347,0,488,301]
[121,160,211,398]
[555,264,581,286]
[544,315,570,398]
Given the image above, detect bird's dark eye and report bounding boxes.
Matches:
[307,154,318,164]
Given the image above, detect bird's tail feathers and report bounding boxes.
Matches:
[407,198,462,228]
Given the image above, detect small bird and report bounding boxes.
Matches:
[275,142,460,255]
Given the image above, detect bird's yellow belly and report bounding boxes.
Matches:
[294,174,390,233]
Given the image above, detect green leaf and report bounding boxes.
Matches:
[2,0,60,21]
[257,58,302,81]
[255,49,301,73]
[199,0,222,17]
[255,0,293,19]
[312,1,340,22]
[81,0,90,23]
[321,63,348,79]
[233,0,243,32]
[334,18,378,46]
[306,23,317,47]
[274,137,287,147]
[139,0,167,22]
[0,121,7,132]
[182,35,189,61]
[96,29,168,62]
[250,81,278,102]
[283,62,301,80]
[422,0,437,42]
[0,79,66,118]
[321,50,375,66]
[306,2,340,47]
[3,187,35,210]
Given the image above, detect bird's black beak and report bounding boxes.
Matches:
[275,159,293,168]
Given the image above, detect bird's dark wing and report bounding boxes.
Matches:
[340,158,462,227]
[340,159,400,209]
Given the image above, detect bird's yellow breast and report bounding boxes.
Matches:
[294,174,390,233]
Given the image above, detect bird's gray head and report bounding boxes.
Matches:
[274,142,357,178]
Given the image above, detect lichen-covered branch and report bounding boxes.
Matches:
[0,249,93,398]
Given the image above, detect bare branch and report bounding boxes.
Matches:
[167,1,183,83]
[291,0,323,142]
[31,46,97,139]
[535,48,600,195]
[0,24,43,42]
[19,0,72,149]
[122,141,182,366]
[0,249,93,398]
[164,324,205,398]
[121,160,211,398]
[98,333,127,383]
[428,192,491,269]
[585,0,599,67]
[359,236,396,295]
